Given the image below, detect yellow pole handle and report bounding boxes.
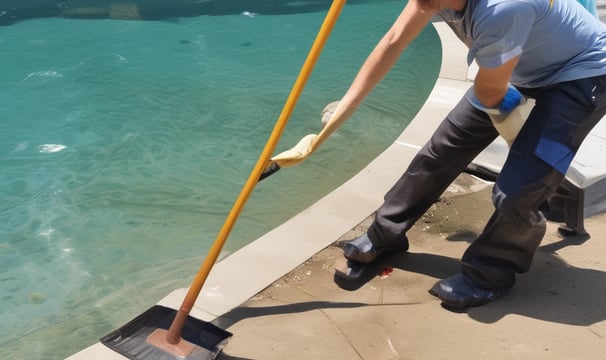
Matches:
[166,0,347,344]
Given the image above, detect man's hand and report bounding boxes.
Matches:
[269,134,318,168]
[465,85,532,146]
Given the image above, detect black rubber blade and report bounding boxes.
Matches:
[101,305,232,360]
[259,162,281,181]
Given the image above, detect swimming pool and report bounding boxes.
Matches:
[0,1,440,358]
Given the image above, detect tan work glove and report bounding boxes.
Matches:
[269,134,318,168]
[465,86,534,147]
[266,101,340,168]
[487,100,534,147]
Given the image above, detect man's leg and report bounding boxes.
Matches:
[345,98,499,262]
[432,75,606,309]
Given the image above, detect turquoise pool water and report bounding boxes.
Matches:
[0,2,440,358]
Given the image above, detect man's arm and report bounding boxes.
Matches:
[473,54,520,108]
[311,0,436,151]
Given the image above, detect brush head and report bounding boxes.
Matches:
[101,305,232,360]
[146,328,196,358]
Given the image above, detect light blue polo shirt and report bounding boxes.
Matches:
[439,0,606,88]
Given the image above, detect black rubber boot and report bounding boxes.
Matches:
[429,273,509,310]
[343,233,408,264]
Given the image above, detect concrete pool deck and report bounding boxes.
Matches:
[68,19,606,360]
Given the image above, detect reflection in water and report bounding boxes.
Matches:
[1,0,373,25]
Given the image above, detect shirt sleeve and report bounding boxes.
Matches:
[468,1,537,68]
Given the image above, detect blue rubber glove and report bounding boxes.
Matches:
[465,84,524,115]
[499,85,523,113]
